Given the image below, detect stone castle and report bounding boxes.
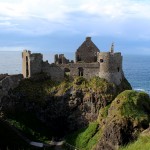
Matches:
[22,37,124,85]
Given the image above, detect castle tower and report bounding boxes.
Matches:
[98,46,124,85]
[22,50,43,78]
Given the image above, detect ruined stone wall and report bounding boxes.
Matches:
[0,74,23,100]
[54,54,70,64]
[30,53,43,76]
[75,37,100,63]
[22,50,31,78]
[22,50,43,78]
[59,63,100,80]
[42,62,64,81]
[98,52,123,85]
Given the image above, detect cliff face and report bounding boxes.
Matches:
[0,75,131,138]
[95,90,150,150]
[1,74,149,150]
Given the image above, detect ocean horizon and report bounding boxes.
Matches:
[0,51,149,95]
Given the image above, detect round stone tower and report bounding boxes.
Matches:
[97,44,124,85]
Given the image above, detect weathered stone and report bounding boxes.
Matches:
[22,37,126,85]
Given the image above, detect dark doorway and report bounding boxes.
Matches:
[100,59,103,63]
[78,67,84,76]
[64,68,70,77]
[26,56,29,77]
[117,67,120,72]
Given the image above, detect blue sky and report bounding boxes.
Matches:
[0,0,150,58]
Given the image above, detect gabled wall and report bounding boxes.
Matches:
[75,37,100,63]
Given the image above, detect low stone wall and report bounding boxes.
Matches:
[0,74,23,100]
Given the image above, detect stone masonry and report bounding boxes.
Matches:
[22,37,125,85]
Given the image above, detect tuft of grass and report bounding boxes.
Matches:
[98,104,110,124]
[86,129,102,150]
[55,80,72,96]
[89,77,114,91]
[119,135,150,150]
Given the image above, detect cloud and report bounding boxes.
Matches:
[0,0,150,39]
[79,0,150,19]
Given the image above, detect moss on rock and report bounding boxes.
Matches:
[95,90,150,150]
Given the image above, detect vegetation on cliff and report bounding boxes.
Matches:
[0,74,134,149]
[120,135,150,150]
[66,90,150,150]
[95,90,150,150]
[65,122,100,150]
[99,90,150,126]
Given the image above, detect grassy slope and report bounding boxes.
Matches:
[117,91,150,150]
[120,135,150,150]
[65,122,100,150]
[101,90,150,150]
[109,90,150,127]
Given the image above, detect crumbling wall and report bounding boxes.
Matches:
[54,54,70,64]
[30,53,43,76]
[60,63,100,79]
[42,62,64,81]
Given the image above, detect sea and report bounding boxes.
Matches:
[0,51,150,95]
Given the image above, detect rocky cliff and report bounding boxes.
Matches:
[95,90,150,150]
[0,74,134,149]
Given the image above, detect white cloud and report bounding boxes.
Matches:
[0,0,150,37]
[79,0,150,19]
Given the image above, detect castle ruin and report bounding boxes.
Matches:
[22,37,124,85]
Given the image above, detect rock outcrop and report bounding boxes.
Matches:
[95,90,150,150]
[0,75,131,138]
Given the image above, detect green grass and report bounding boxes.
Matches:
[86,129,102,150]
[5,110,52,143]
[98,104,110,124]
[109,90,150,123]
[66,122,99,150]
[14,78,59,104]
[7,119,49,142]
[120,135,150,150]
